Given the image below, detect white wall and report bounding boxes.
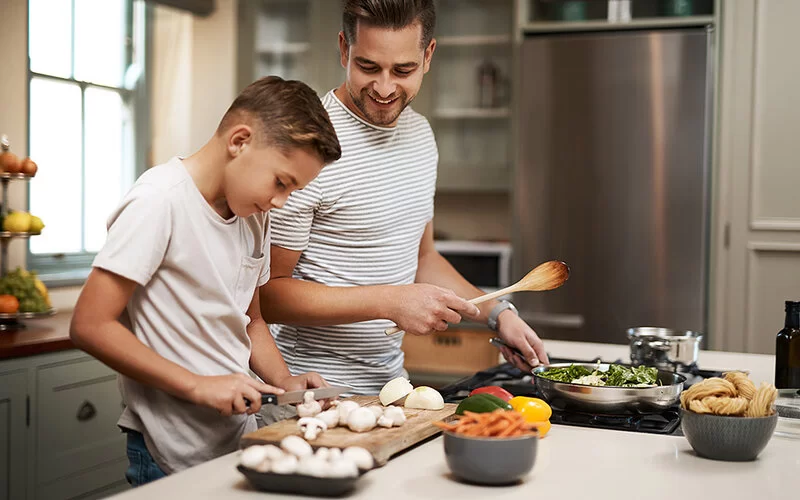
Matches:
[152,0,238,164]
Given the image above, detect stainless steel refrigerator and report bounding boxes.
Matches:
[514,27,714,345]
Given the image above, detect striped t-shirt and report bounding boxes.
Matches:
[269,90,438,394]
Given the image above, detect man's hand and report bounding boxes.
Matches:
[186,373,284,416]
[387,284,480,335]
[495,311,549,371]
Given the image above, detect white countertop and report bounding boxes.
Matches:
[109,341,799,500]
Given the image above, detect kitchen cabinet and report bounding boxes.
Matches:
[710,0,800,353]
[423,0,515,193]
[0,350,128,500]
[0,370,28,500]
[403,328,500,387]
[236,0,343,96]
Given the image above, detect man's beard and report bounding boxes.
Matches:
[349,86,413,126]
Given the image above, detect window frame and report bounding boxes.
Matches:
[26,0,152,286]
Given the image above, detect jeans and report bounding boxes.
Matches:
[124,430,167,487]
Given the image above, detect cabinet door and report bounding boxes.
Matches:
[35,357,126,496]
[712,0,800,353]
[0,371,28,500]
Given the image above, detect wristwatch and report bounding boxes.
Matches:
[488,300,518,332]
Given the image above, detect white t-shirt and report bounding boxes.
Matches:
[92,157,270,474]
[269,90,438,394]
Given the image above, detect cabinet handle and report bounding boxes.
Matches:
[77,401,97,422]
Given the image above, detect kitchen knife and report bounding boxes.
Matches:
[246,385,352,407]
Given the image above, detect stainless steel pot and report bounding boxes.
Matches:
[627,327,703,370]
[532,363,686,413]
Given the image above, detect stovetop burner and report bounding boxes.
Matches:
[439,356,726,436]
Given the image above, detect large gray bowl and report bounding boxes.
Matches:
[681,409,778,461]
[443,431,537,485]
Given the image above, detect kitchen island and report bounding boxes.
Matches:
[108,341,798,500]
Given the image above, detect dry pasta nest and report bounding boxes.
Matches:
[680,371,777,417]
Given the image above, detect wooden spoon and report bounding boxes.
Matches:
[385,260,570,336]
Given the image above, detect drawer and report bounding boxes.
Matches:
[403,329,499,375]
[36,456,129,500]
[36,357,126,484]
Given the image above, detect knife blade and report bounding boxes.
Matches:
[258,385,352,406]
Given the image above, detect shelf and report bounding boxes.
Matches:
[0,232,37,239]
[0,308,57,321]
[433,108,510,120]
[0,172,33,181]
[436,164,510,193]
[256,42,310,56]
[522,16,715,33]
[437,34,512,47]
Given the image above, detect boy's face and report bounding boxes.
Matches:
[339,21,435,127]
[225,142,323,218]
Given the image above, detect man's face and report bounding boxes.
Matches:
[339,21,435,127]
[225,142,323,218]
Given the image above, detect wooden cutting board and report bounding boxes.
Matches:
[240,395,457,465]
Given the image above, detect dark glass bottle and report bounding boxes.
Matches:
[775,301,800,389]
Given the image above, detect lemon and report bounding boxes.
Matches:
[29,215,45,235]
[3,212,32,233]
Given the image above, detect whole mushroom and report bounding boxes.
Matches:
[347,407,377,433]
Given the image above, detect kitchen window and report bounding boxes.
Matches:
[27,0,150,284]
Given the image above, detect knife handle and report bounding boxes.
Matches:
[244,394,279,407]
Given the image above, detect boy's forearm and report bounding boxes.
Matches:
[259,278,391,326]
[247,317,292,385]
[70,319,199,400]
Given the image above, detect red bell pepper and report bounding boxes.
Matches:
[468,385,513,402]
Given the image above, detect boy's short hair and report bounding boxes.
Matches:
[218,76,341,165]
[342,0,436,50]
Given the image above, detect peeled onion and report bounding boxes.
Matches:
[403,386,445,410]
[379,377,413,406]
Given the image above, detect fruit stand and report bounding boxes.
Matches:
[0,134,55,331]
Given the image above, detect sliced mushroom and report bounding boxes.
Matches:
[297,417,328,441]
[377,415,393,428]
[296,391,322,418]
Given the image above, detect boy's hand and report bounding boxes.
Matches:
[187,373,284,416]
[279,372,332,408]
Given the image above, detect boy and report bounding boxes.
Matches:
[70,76,342,485]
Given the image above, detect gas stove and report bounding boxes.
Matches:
[438,356,726,437]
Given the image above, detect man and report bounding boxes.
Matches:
[261,0,548,396]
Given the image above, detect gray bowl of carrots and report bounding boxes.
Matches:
[435,410,539,485]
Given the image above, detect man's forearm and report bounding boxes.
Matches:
[415,251,498,323]
[260,278,391,326]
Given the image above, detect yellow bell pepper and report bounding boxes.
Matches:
[509,396,552,422]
